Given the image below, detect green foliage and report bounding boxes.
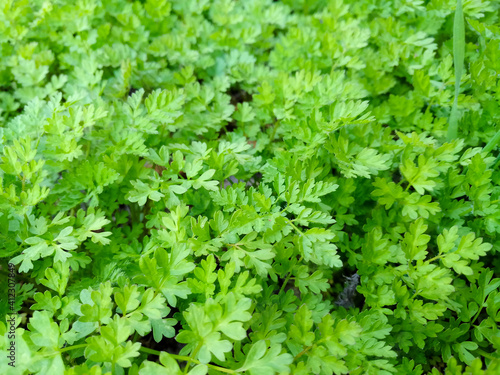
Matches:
[1,0,500,374]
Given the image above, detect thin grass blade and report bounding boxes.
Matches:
[447,0,465,141]
[483,129,500,153]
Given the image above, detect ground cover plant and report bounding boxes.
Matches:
[1,0,500,374]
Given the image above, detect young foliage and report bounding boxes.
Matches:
[1,0,499,374]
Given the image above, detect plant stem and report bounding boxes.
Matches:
[183,342,202,374]
[139,346,236,374]
[59,344,87,353]
[476,349,497,361]
[427,254,444,263]
[294,345,313,360]
[470,304,485,327]
[61,344,237,374]
[279,272,292,295]
[483,129,500,153]
[286,219,303,236]
[270,120,279,142]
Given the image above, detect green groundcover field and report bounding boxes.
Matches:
[1,0,500,374]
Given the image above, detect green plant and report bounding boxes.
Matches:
[1,0,500,374]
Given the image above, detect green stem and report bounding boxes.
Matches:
[294,338,324,361]
[270,121,279,142]
[139,347,236,374]
[183,342,202,374]
[427,254,444,263]
[476,349,497,361]
[405,169,422,192]
[61,344,237,374]
[483,129,500,153]
[294,345,313,360]
[493,154,500,170]
[59,344,87,353]
[470,303,485,326]
[286,219,303,236]
[138,346,161,356]
[408,290,421,301]
[279,272,292,295]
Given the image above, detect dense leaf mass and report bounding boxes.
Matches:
[1,0,500,374]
